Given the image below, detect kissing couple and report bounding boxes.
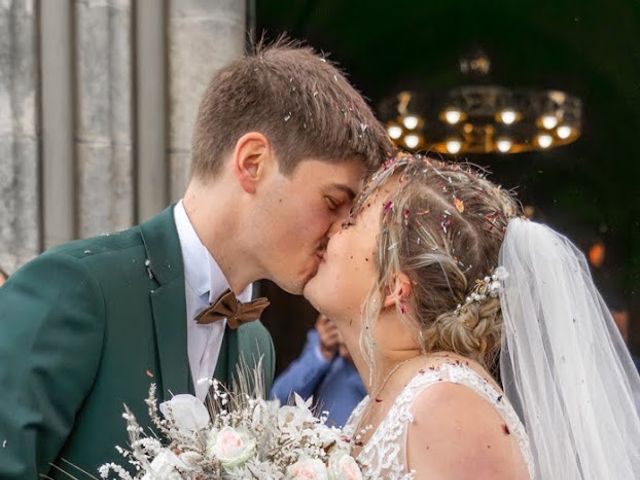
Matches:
[1,39,639,479]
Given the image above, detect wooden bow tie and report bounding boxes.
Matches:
[195,289,270,329]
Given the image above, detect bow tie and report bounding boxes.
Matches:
[195,289,270,329]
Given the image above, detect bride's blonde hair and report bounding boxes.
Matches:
[356,153,520,373]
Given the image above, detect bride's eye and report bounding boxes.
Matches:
[341,218,355,229]
[341,208,356,229]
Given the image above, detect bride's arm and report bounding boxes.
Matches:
[405,383,528,480]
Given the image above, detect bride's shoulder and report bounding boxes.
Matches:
[404,367,520,479]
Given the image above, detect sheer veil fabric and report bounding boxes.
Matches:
[499,218,640,479]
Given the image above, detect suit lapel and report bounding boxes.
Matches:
[140,206,193,401]
[149,280,190,400]
[213,327,231,385]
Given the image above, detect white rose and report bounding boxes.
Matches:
[141,449,190,480]
[328,451,363,480]
[159,394,210,432]
[286,458,329,480]
[207,426,256,469]
[317,425,343,448]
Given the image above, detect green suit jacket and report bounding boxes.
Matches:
[0,206,275,479]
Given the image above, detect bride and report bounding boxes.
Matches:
[303,153,640,479]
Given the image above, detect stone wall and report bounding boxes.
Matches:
[0,0,246,273]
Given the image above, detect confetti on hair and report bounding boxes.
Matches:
[383,201,394,214]
[484,211,501,232]
[441,215,452,234]
[454,196,465,213]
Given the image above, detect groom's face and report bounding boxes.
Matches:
[254,157,366,294]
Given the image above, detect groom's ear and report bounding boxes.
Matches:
[232,132,273,194]
[382,272,413,309]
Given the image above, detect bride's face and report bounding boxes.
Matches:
[303,191,386,322]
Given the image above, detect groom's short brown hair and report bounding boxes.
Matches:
[191,38,392,178]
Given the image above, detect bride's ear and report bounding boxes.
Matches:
[382,272,413,309]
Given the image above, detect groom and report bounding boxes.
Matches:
[0,40,391,478]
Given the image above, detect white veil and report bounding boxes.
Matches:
[498,218,640,479]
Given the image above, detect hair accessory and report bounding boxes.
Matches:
[455,266,509,315]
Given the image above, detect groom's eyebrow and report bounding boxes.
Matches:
[330,184,357,201]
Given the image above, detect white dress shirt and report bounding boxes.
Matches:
[173,200,252,400]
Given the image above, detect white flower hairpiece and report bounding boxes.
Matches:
[455,266,509,315]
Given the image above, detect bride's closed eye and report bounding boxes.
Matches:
[341,219,355,229]
[341,208,356,229]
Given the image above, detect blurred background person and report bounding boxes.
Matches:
[271,313,366,427]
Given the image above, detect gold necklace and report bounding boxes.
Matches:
[353,357,417,448]
[370,357,415,400]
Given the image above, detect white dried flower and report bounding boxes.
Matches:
[140,449,191,480]
[493,266,509,280]
[159,394,210,432]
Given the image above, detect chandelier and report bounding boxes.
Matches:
[379,52,582,154]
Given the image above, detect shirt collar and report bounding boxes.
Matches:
[174,200,252,303]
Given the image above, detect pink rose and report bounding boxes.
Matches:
[206,426,256,469]
[286,458,329,480]
[328,452,363,480]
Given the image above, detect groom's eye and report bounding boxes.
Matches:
[325,196,340,211]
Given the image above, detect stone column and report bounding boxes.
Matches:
[167,0,246,201]
[0,0,39,273]
[75,0,134,237]
[40,0,75,249]
[136,0,168,222]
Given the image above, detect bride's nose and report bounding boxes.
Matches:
[327,218,344,237]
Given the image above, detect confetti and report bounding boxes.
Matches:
[383,201,394,214]
[2,440,6,448]
[145,369,154,378]
[441,216,452,234]
[284,112,292,122]
[453,197,465,213]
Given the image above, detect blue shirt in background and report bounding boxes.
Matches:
[271,330,367,427]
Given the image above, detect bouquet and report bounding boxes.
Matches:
[98,365,363,480]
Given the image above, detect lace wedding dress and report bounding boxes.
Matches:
[344,361,535,479]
